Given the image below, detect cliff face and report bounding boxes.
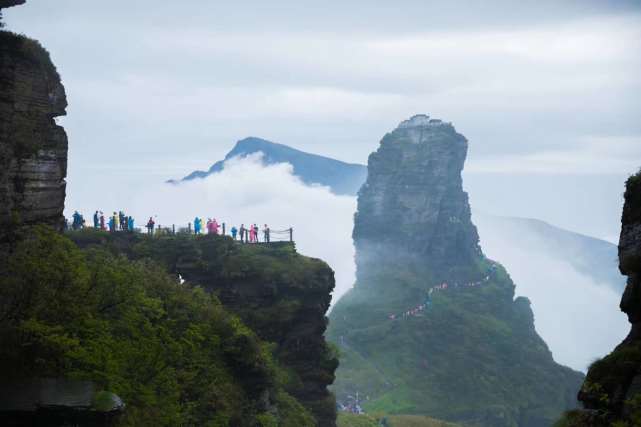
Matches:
[619,172,641,337]
[562,171,641,426]
[71,232,339,427]
[171,240,338,427]
[0,28,68,238]
[354,115,480,283]
[328,115,583,427]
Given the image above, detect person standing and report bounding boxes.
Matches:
[253,224,259,243]
[128,216,134,232]
[231,226,238,240]
[93,211,99,229]
[239,224,246,243]
[212,218,219,235]
[194,217,202,235]
[146,217,155,235]
[113,212,120,232]
[72,211,82,230]
[263,224,270,243]
[99,212,105,230]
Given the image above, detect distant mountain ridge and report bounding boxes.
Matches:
[474,214,624,293]
[169,136,367,196]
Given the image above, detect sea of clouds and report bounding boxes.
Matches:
[76,154,628,373]
[126,154,358,302]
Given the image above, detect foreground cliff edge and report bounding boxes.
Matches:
[328,115,583,427]
[1,229,338,426]
[557,170,641,427]
[0,2,338,425]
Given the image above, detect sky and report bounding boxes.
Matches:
[4,1,641,241]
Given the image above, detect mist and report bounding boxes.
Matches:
[69,150,628,371]
[117,154,357,302]
[475,215,628,371]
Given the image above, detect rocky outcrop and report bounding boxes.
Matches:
[71,233,339,427]
[171,240,338,427]
[0,22,68,239]
[0,1,25,11]
[619,172,641,334]
[562,170,641,426]
[329,114,583,427]
[354,114,481,283]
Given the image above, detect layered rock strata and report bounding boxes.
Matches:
[0,21,68,238]
[354,114,480,283]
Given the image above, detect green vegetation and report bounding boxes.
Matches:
[0,226,316,426]
[67,229,338,425]
[338,413,460,427]
[328,257,583,426]
[555,343,641,427]
[338,413,381,427]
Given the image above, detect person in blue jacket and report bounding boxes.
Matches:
[194,217,202,235]
[128,216,134,232]
[231,226,238,240]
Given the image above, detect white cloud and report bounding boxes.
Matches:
[476,216,628,371]
[124,154,358,303]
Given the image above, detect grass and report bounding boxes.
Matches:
[328,255,584,425]
[338,413,461,427]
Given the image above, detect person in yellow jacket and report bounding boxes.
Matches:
[113,212,120,231]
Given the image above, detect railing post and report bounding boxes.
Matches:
[172,224,175,234]
[289,227,293,242]
[188,222,192,234]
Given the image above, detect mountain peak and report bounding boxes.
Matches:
[396,114,453,129]
[354,115,478,278]
[171,136,368,195]
[390,114,459,145]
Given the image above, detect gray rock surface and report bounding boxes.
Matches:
[0,29,68,237]
[566,171,641,426]
[354,114,480,282]
[0,0,25,9]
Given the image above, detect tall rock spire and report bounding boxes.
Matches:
[329,114,584,427]
[354,114,480,282]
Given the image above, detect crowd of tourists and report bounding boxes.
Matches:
[67,211,285,244]
[387,265,497,321]
[189,217,271,243]
[68,210,135,232]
